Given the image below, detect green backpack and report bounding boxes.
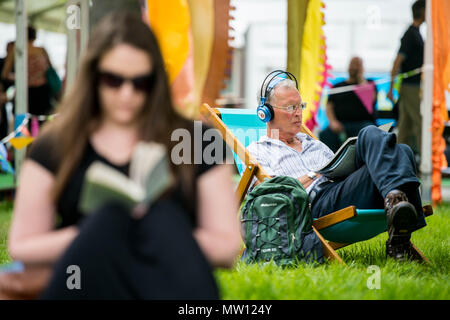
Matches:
[240,176,323,266]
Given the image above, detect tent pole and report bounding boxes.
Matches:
[14,0,27,178]
[65,0,79,90]
[79,0,89,56]
[420,0,433,202]
[65,0,90,90]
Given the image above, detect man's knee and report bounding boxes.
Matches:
[358,125,378,138]
[359,125,397,147]
[358,125,383,145]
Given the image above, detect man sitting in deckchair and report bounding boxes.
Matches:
[246,70,427,261]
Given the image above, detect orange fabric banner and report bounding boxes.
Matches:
[431,0,450,203]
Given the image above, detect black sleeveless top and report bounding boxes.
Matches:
[27,124,230,229]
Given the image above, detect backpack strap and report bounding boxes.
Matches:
[251,220,259,259]
[251,217,284,259]
[278,214,290,255]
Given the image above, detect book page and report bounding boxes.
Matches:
[130,142,167,189]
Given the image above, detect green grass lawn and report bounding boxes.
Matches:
[217,203,450,300]
[0,200,13,266]
[0,200,449,299]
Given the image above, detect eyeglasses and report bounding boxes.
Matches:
[273,102,307,113]
[98,71,154,92]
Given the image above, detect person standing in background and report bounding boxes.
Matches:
[0,42,14,139]
[1,27,54,120]
[387,0,425,162]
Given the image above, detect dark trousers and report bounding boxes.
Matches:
[312,125,426,231]
[28,84,52,116]
[41,200,219,300]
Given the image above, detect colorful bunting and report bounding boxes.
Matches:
[0,143,14,175]
[0,112,55,175]
[0,156,14,175]
[0,142,7,160]
[353,82,376,114]
[31,117,39,137]
[9,137,34,150]
[13,114,28,138]
[20,126,31,138]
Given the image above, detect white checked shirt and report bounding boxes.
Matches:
[246,132,335,194]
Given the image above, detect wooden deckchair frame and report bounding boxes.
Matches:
[200,103,433,264]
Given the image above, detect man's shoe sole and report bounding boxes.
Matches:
[391,201,417,235]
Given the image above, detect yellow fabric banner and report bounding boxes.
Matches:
[299,0,328,130]
[146,0,197,118]
[146,0,190,84]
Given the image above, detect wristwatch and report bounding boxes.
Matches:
[307,171,317,181]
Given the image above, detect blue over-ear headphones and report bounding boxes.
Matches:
[257,70,299,123]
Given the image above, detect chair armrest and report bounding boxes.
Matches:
[312,206,357,231]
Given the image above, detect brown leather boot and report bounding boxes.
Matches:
[384,189,418,260]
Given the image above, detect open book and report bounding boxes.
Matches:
[79,142,175,215]
[316,123,393,180]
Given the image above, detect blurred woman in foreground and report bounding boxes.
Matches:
[0,12,240,299]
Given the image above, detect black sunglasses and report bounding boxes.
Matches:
[98,71,155,92]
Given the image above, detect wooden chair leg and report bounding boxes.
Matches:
[410,241,431,264]
[312,226,345,264]
[236,163,257,204]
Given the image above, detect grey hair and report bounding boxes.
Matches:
[257,78,298,106]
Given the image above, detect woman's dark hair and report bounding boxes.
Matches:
[41,12,195,207]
